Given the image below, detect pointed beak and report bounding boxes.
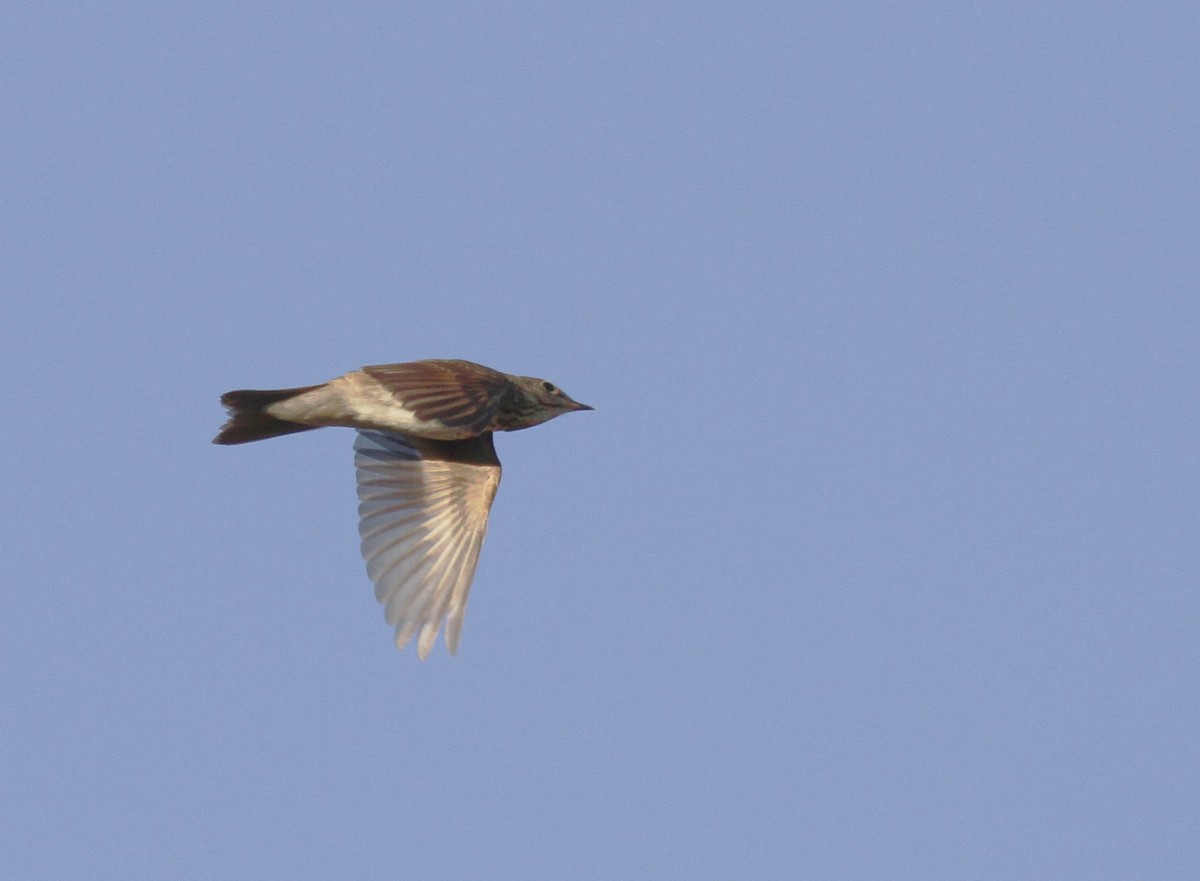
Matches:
[571,400,594,412]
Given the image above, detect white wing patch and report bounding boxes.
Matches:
[353,430,501,659]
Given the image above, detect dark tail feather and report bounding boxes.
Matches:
[213,385,323,445]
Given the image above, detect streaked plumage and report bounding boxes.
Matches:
[214,359,591,658]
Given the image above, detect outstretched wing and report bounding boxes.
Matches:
[353,430,501,659]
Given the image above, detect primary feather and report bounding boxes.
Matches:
[353,430,501,659]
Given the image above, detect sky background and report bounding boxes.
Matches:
[3,2,1198,879]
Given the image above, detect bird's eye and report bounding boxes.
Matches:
[542,381,557,393]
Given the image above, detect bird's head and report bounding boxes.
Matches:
[501,375,593,430]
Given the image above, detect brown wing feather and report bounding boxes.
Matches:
[361,360,512,433]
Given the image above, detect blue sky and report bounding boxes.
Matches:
[3,3,1198,878]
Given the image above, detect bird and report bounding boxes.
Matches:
[213,358,592,659]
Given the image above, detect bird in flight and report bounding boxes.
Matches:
[214,358,592,659]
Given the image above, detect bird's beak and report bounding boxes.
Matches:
[571,400,594,412]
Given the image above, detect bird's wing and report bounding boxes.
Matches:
[360,360,511,435]
[354,429,501,659]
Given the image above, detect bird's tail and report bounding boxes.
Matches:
[212,385,323,445]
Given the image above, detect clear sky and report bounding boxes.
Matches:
[3,3,1198,879]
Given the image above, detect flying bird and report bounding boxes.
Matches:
[214,358,592,659]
